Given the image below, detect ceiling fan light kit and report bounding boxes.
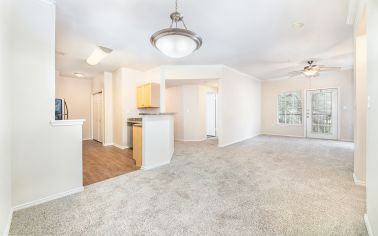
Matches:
[289,60,341,78]
[150,0,202,58]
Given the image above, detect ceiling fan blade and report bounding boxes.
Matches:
[288,70,304,75]
[319,66,342,71]
[288,73,304,79]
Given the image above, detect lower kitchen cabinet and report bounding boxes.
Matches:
[132,125,142,167]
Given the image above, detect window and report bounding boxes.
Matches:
[278,91,302,125]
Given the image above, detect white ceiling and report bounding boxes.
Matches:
[56,0,354,80]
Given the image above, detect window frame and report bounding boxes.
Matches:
[277,90,303,126]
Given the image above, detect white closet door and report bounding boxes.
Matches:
[93,93,103,142]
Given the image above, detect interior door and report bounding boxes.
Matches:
[206,93,217,137]
[306,88,338,139]
[93,93,103,143]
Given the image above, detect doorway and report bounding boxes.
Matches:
[206,92,217,137]
[306,88,338,139]
[92,92,103,143]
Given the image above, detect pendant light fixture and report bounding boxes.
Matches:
[150,0,202,58]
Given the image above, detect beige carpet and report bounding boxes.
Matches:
[9,135,367,235]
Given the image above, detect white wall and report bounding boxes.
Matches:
[165,86,185,140]
[92,75,104,93]
[161,65,261,147]
[166,85,217,141]
[217,67,261,147]
[103,72,113,146]
[112,68,124,147]
[184,85,205,141]
[366,0,378,234]
[10,0,83,208]
[112,68,144,148]
[56,76,92,139]
[0,0,12,234]
[354,33,367,184]
[261,70,354,141]
[160,65,223,112]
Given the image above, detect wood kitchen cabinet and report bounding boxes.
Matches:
[132,125,142,167]
[136,83,160,108]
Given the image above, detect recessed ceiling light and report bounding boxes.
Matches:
[74,73,84,78]
[292,22,304,29]
[86,46,113,66]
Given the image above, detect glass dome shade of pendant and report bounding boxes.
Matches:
[155,34,197,58]
[151,28,202,58]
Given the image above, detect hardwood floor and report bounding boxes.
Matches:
[83,140,139,186]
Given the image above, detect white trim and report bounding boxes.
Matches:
[141,161,171,170]
[91,90,104,143]
[261,133,352,142]
[218,135,259,147]
[3,209,13,236]
[364,214,374,236]
[261,133,305,138]
[175,138,207,142]
[222,65,261,82]
[82,138,92,141]
[50,119,85,127]
[305,88,339,140]
[103,143,114,147]
[276,90,303,126]
[112,143,129,150]
[353,173,366,186]
[12,187,84,211]
[338,139,354,142]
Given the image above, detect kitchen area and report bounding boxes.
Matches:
[128,82,174,170]
[55,69,174,186]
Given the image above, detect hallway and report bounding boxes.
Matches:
[83,141,139,186]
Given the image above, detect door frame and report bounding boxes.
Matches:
[91,90,104,143]
[304,87,340,140]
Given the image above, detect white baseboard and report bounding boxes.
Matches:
[353,173,366,186]
[82,138,92,141]
[218,134,259,147]
[3,209,13,236]
[338,139,354,142]
[261,133,305,138]
[13,187,84,212]
[262,133,354,142]
[141,161,171,170]
[175,138,207,142]
[365,214,374,236]
[112,144,130,150]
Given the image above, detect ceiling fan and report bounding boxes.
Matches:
[288,60,342,78]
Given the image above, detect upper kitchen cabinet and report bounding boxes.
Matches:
[136,83,160,108]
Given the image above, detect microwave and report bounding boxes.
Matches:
[55,98,68,120]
